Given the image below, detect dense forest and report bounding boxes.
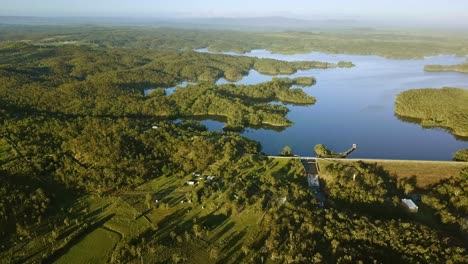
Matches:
[1,25,468,58]
[0,111,259,235]
[0,25,467,263]
[0,41,335,129]
[395,87,468,138]
[3,126,466,263]
[424,63,468,73]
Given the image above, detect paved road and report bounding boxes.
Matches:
[267,155,314,159]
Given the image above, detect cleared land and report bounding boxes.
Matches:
[2,157,300,263]
[42,156,465,263]
[55,228,121,264]
[318,158,468,188]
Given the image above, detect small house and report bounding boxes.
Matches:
[401,198,418,213]
[207,176,215,181]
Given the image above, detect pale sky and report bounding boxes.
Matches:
[1,0,468,26]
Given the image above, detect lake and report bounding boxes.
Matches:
[145,81,194,96]
[195,49,468,160]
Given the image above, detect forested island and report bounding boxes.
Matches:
[1,25,467,263]
[424,63,468,73]
[395,87,468,138]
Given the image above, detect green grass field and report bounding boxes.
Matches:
[54,227,120,264]
[36,157,293,264]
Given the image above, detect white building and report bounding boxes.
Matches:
[207,176,215,181]
[402,198,418,213]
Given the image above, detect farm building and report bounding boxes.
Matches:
[207,176,215,181]
[401,198,418,213]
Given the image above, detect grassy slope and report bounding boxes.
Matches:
[1,151,465,262]
[318,158,467,188]
[394,87,468,138]
[54,228,120,264]
[7,155,462,262]
[135,157,300,264]
[10,157,299,264]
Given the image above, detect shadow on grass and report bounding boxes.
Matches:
[208,222,235,244]
[217,229,247,264]
[200,213,229,230]
[41,213,115,263]
[155,208,189,242]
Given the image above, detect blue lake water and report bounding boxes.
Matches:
[145,81,194,96]
[195,49,468,160]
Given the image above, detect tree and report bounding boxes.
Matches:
[280,145,293,156]
[453,149,468,161]
[16,223,31,239]
[461,168,468,178]
[171,253,187,264]
[192,224,202,238]
[209,248,219,260]
[313,252,324,263]
[145,193,152,210]
[398,176,416,194]
[241,245,250,255]
[314,144,332,158]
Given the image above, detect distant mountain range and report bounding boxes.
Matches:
[160,16,360,30]
[0,16,466,31]
[0,15,360,30]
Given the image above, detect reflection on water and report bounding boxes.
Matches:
[191,49,468,159]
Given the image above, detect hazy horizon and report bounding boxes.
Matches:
[1,0,468,29]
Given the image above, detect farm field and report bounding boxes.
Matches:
[318,158,468,188]
[54,228,120,264]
